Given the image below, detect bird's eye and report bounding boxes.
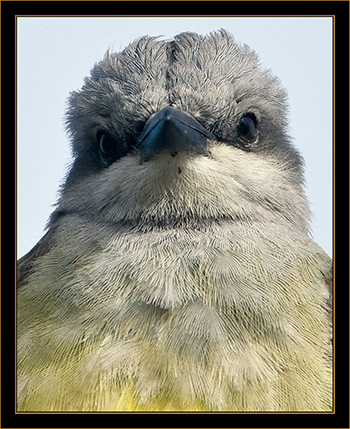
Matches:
[237,113,258,143]
[98,132,117,164]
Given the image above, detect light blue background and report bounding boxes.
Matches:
[17,16,333,258]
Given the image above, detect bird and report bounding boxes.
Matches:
[17,30,333,412]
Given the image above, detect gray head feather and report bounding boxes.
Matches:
[61,29,308,232]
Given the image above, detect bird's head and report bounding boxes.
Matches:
[56,30,310,232]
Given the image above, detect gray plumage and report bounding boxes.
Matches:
[17,30,332,412]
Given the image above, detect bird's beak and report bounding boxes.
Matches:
[136,106,212,161]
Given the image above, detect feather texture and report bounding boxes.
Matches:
[17,30,332,412]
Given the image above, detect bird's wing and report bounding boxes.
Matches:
[17,227,56,288]
[324,261,333,342]
[327,262,333,313]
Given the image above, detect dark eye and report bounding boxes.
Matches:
[98,132,117,164]
[237,113,258,143]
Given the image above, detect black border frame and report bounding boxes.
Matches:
[2,1,349,428]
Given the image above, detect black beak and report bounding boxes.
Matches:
[136,106,212,161]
